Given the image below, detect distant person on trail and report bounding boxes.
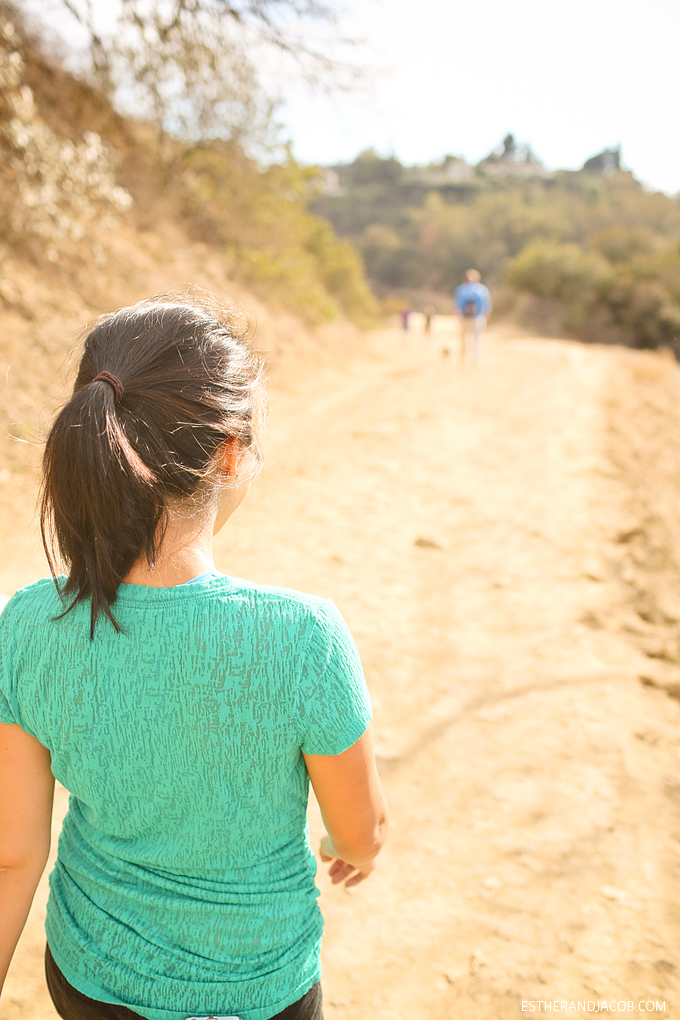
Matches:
[400,307,411,331]
[454,269,492,365]
[0,294,388,1020]
[423,305,436,334]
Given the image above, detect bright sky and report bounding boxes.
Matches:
[27,0,680,194]
[280,0,680,195]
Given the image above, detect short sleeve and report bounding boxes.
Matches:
[0,597,18,725]
[298,600,372,755]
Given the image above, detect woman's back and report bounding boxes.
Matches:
[0,295,387,1020]
[1,574,371,1020]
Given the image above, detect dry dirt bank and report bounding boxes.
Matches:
[0,227,361,596]
[1,317,680,1020]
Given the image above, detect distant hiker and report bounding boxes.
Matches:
[454,269,492,364]
[400,307,412,331]
[0,294,388,1020]
[423,304,436,334]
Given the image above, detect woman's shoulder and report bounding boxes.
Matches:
[1,576,62,617]
[223,577,351,639]
[0,578,64,652]
[228,575,324,607]
[226,575,341,624]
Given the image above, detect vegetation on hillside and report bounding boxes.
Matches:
[5,0,680,349]
[0,1,377,325]
[312,143,680,351]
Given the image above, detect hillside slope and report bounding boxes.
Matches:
[0,217,363,594]
[1,1,374,593]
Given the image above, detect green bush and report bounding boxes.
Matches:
[312,150,680,350]
[505,242,611,302]
[179,145,377,325]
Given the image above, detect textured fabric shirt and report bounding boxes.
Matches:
[0,575,372,1020]
[454,281,492,317]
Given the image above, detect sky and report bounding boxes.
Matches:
[27,0,680,195]
[278,0,680,195]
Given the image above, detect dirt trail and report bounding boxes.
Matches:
[2,319,680,1020]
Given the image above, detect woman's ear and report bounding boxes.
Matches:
[218,439,240,479]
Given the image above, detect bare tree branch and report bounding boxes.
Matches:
[40,0,363,154]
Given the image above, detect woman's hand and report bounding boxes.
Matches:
[319,834,376,888]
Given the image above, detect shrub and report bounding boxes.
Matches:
[505,242,611,302]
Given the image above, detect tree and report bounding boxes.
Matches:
[480,132,543,168]
[46,0,354,152]
[582,146,622,175]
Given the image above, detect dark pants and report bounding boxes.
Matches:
[45,945,323,1020]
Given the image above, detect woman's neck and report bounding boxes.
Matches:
[122,480,248,587]
[123,514,217,588]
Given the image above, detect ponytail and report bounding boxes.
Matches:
[40,295,263,637]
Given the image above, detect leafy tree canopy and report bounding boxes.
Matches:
[310,144,680,351]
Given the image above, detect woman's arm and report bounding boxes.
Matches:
[0,722,54,993]
[303,727,388,888]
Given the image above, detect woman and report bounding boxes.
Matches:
[0,295,388,1020]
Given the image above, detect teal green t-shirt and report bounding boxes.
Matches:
[0,575,372,1020]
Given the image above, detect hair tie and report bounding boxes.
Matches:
[93,371,124,402]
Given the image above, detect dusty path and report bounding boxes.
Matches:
[2,319,679,1020]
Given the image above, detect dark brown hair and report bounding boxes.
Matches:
[40,293,264,637]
